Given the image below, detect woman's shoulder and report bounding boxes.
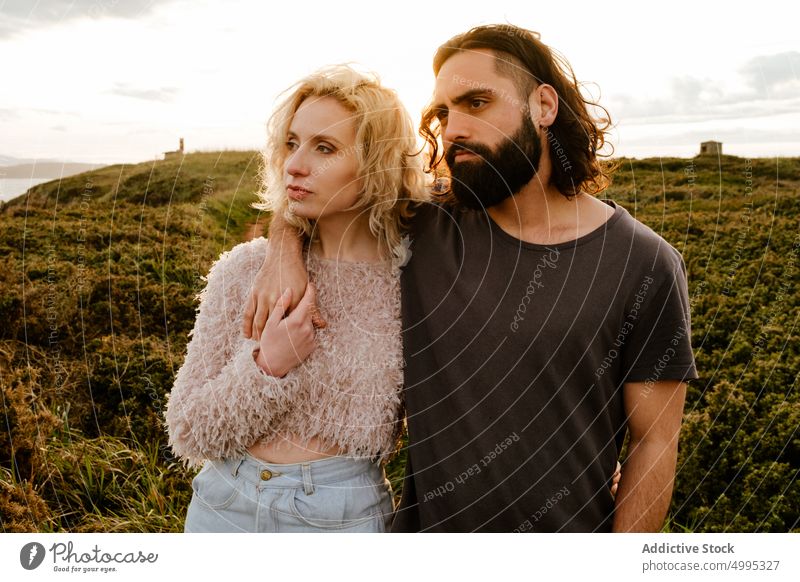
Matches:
[208,237,268,280]
[197,238,268,306]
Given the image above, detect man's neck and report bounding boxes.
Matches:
[486,179,614,246]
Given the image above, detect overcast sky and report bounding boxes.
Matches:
[1,0,798,165]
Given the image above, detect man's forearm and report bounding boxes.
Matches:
[612,438,678,532]
[243,212,310,339]
[266,212,303,259]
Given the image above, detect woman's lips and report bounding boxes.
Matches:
[287,186,312,201]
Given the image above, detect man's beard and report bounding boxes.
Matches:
[444,115,542,210]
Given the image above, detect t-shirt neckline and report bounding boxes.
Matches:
[485,199,626,251]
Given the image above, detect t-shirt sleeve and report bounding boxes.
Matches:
[621,252,699,384]
[406,199,451,238]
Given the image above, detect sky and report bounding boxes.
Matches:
[1,0,799,166]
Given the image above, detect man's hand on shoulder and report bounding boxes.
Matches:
[242,213,325,340]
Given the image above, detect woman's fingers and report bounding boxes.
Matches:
[610,460,622,499]
[295,282,327,329]
[267,289,292,329]
[296,281,316,311]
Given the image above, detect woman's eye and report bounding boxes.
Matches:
[286,141,298,151]
[317,144,335,154]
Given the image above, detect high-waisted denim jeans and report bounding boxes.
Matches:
[183,452,394,532]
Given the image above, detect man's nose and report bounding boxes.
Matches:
[442,110,471,146]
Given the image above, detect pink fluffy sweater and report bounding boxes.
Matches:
[164,237,404,468]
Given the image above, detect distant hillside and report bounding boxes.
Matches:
[0,162,105,179]
[0,155,40,166]
[3,150,261,206]
[1,150,266,240]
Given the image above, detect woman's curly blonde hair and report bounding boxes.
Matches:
[253,65,430,265]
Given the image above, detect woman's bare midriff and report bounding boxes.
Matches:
[247,434,344,464]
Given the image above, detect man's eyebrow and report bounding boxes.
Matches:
[433,88,498,111]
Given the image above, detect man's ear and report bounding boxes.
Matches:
[527,84,558,128]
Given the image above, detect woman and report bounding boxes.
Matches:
[165,65,429,532]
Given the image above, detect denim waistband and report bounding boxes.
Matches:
[214,452,382,493]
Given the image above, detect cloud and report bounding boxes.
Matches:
[739,51,800,94]
[608,52,800,126]
[613,123,800,158]
[107,83,180,102]
[0,0,179,39]
[623,126,800,147]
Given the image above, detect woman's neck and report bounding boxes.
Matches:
[311,211,383,263]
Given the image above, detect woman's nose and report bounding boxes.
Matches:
[285,148,310,177]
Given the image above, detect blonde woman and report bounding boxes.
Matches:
[165,65,428,532]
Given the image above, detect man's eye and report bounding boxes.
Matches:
[470,99,487,110]
[435,109,448,121]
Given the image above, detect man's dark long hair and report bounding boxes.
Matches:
[421,24,615,200]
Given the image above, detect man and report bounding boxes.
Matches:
[244,24,697,532]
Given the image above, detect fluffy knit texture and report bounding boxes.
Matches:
[164,237,404,469]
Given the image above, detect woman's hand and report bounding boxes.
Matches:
[254,285,319,377]
[243,244,310,340]
[611,460,622,499]
[243,215,327,341]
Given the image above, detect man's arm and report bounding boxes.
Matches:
[612,379,687,532]
[242,211,312,340]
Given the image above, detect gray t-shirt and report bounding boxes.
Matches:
[392,199,698,532]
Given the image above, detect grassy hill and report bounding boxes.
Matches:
[2,150,265,232]
[0,151,270,532]
[607,155,800,532]
[0,152,798,532]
